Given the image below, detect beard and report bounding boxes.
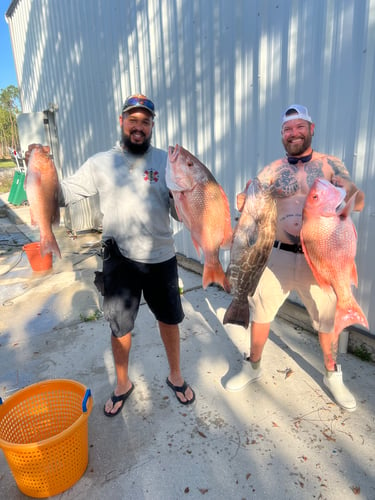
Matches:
[121,130,152,155]
[282,131,312,157]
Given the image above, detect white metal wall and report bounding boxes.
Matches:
[6,0,375,333]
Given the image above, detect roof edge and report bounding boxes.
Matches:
[5,0,20,19]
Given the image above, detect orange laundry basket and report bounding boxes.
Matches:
[0,379,93,498]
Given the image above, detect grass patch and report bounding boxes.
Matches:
[80,309,103,322]
[0,178,13,193]
[0,159,15,168]
[0,162,16,194]
[352,343,373,362]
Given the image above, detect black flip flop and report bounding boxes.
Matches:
[166,378,195,405]
[103,383,135,417]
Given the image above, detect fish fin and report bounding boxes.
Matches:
[334,303,368,335]
[173,198,183,222]
[218,185,233,249]
[311,270,332,291]
[202,263,230,292]
[351,262,358,287]
[192,239,202,258]
[352,223,358,241]
[247,224,259,246]
[223,300,249,329]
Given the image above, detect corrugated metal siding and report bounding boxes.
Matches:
[6,0,375,333]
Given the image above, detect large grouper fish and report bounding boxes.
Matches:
[167,144,232,292]
[223,178,277,329]
[300,177,368,334]
[25,144,61,258]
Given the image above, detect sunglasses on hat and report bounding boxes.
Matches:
[122,95,155,116]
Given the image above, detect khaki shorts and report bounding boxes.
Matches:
[249,247,337,333]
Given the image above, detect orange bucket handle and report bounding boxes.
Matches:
[82,389,92,412]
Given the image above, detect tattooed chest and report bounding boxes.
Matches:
[271,163,324,198]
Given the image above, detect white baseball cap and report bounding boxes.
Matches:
[282,104,312,124]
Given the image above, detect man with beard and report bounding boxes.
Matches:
[222,104,364,412]
[58,94,195,416]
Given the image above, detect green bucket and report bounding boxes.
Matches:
[8,171,27,206]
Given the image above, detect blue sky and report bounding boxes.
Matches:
[0,0,18,90]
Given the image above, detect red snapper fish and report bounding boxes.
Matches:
[167,144,232,291]
[25,144,61,258]
[223,178,277,328]
[300,178,368,334]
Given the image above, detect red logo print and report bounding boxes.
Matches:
[144,168,159,183]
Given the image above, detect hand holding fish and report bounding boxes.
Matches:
[332,174,365,211]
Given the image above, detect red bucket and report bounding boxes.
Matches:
[23,242,53,272]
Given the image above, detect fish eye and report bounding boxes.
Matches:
[187,160,194,167]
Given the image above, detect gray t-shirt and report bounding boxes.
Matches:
[60,142,176,263]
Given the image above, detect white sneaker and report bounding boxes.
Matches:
[222,357,262,392]
[323,364,357,412]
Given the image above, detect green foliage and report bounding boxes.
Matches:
[352,343,373,362]
[0,159,14,168]
[80,309,103,322]
[0,159,16,193]
[0,85,20,158]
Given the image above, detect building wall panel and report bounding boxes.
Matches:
[5,0,375,333]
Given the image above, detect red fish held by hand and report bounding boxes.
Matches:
[167,144,232,292]
[300,178,368,334]
[25,144,61,258]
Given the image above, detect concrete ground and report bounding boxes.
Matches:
[0,193,374,500]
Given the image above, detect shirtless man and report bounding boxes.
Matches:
[222,104,365,412]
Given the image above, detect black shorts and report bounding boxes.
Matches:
[102,239,184,337]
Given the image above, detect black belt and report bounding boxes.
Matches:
[273,240,303,253]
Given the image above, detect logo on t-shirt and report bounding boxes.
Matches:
[144,168,159,183]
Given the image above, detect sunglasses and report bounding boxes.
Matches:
[122,96,155,114]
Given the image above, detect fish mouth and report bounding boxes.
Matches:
[168,144,180,161]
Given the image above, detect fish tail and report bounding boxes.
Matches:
[223,300,250,329]
[334,302,369,334]
[202,264,230,292]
